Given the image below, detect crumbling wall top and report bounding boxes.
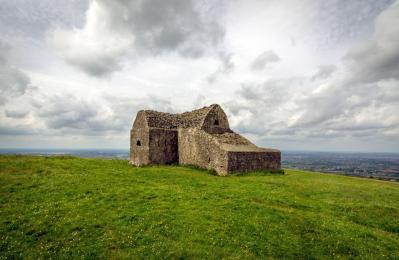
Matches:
[137,104,224,130]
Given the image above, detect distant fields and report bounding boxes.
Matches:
[0,155,398,258]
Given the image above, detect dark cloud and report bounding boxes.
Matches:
[36,95,99,130]
[226,74,399,141]
[128,0,225,56]
[65,53,124,78]
[5,109,29,118]
[292,84,348,128]
[317,0,394,48]
[29,93,173,135]
[223,2,399,141]
[0,40,33,105]
[1,0,398,152]
[236,79,295,104]
[292,2,399,135]
[0,0,88,40]
[311,64,337,81]
[0,84,173,137]
[278,1,399,138]
[290,79,399,139]
[344,1,399,83]
[250,50,280,71]
[50,0,226,77]
[0,125,35,136]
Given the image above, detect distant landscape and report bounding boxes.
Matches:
[282,151,399,181]
[1,149,398,181]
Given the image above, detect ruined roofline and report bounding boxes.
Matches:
[139,104,218,119]
[185,128,279,153]
[138,104,220,129]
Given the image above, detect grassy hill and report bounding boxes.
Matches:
[1,155,398,259]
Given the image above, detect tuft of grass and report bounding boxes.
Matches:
[0,155,398,259]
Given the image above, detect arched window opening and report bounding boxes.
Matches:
[136,140,141,146]
[214,119,219,126]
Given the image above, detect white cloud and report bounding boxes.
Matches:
[49,1,134,76]
[221,1,399,148]
[0,40,34,105]
[49,0,226,77]
[30,92,173,135]
[224,78,303,136]
[206,51,235,84]
[1,0,398,152]
[292,1,399,135]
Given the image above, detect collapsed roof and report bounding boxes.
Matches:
[140,104,219,129]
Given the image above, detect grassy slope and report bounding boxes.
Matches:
[0,155,398,259]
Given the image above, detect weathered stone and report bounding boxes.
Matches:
[130,104,281,175]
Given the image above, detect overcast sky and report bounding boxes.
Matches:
[0,0,398,152]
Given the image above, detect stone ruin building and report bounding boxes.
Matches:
[130,104,281,175]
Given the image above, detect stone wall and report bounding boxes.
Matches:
[178,127,281,175]
[149,129,178,164]
[130,111,150,166]
[178,128,229,175]
[227,151,281,173]
[130,104,281,175]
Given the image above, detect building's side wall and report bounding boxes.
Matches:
[130,112,150,166]
[227,151,281,173]
[178,128,229,175]
[149,129,179,164]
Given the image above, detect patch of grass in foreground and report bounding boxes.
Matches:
[0,155,398,259]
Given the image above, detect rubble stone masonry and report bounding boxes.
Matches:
[130,104,281,175]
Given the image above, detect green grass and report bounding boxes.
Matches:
[1,155,398,259]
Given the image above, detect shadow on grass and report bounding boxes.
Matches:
[181,164,285,177]
[229,169,285,177]
[130,163,285,177]
[129,163,218,176]
[180,164,219,176]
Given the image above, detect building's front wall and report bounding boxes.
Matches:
[178,128,229,175]
[149,129,179,164]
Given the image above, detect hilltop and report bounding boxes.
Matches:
[0,155,398,258]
